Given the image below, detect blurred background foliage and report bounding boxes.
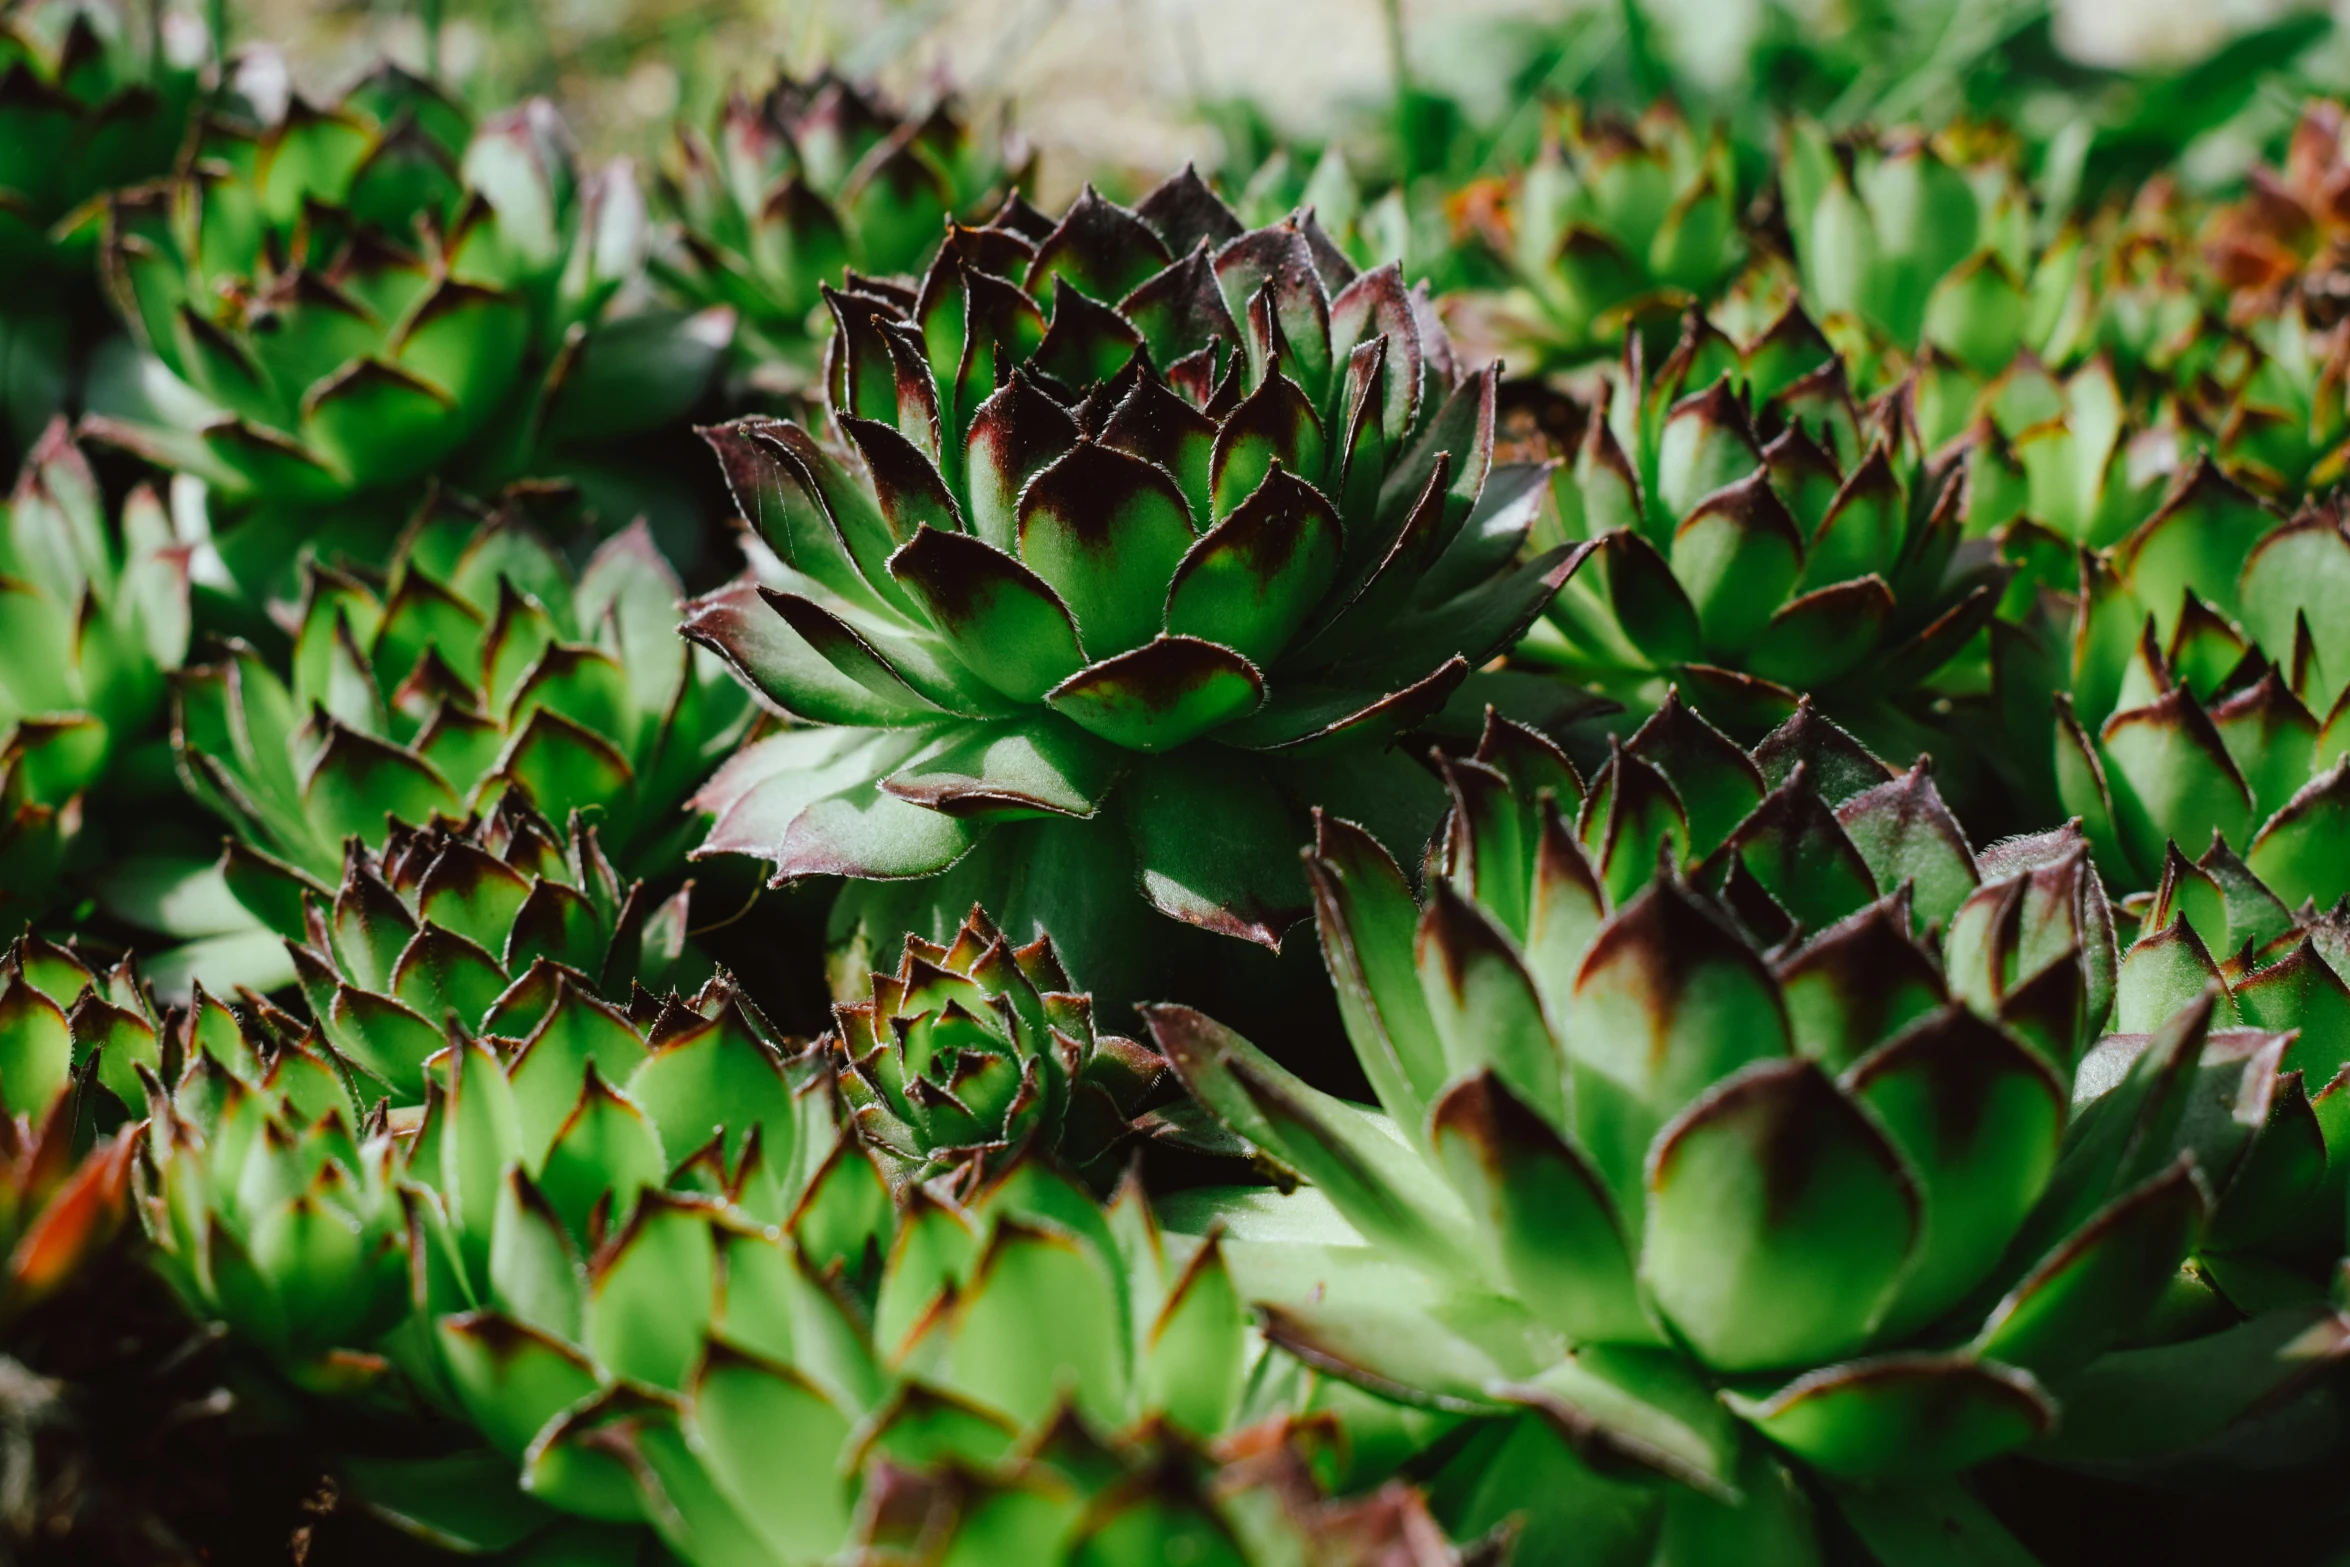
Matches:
[232,0,2350,210]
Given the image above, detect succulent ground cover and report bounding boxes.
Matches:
[5,4,2350,1563]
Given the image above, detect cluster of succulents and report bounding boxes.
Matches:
[1147,708,2345,1560]
[14,1,2350,1562]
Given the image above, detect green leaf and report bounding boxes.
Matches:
[1305,813,1450,1132]
[2096,688,2252,881]
[625,1001,791,1171]
[1428,1072,1649,1344]
[442,1036,524,1292]
[487,1167,586,1343]
[345,1449,564,1555]
[1749,577,1895,690]
[1671,474,1806,659]
[1577,743,1692,910]
[880,715,1121,821]
[1255,1295,1520,1411]
[1708,764,1880,937]
[1835,765,1978,934]
[1122,749,1304,947]
[585,1193,716,1392]
[1844,1008,2065,1336]
[1142,1004,1480,1279]
[688,1345,854,1562]
[1732,1354,2053,1484]
[1164,466,1342,665]
[1016,440,1197,662]
[1565,876,1789,1231]
[1416,881,1566,1132]
[1622,689,1762,856]
[391,926,510,1036]
[770,774,982,880]
[1779,900,1948,1072]
[505,981,649,1165]
[2247,759,2350,912]
[1046,636,1264,752]
[327,987,441,1101]
[539,1064,668,1245]
[1971,1155,2207,1379]
[2114,458,2274,641]
[887,526,1086,702]
[1644,1057,1917,1374]
[964,371,1081,554]
[1140,1234,1248,1436]
[301,721,460,849]
[2030,1302,2350,1465]
[936,1217,1124,1429]
[0,977,70,1119]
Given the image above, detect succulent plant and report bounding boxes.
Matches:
[171,502,753,899]
[834,1414,1487,1567]
[245,798,702,1105]
[141,942,1281,1564]
[1515,308,2010,756]
[2049,465,2350,903]
[86,61,732,594]
[138,961,839,1383]
[2192,308,2350,496]
[655,74,1022,391]
[684,171,1580,1002]
[0,931,161,1122]
[1462,102,1746,374]
[0,422,192,933]
[1779,121,2045,366]
[0,0,204,464]
[2091,846,2350,1276]
[484,1158,1265,1563]
[1132,703,2281,1560]
[832,905,1167,1185]
[2206,100,2350,328]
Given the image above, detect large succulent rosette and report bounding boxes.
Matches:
[1138,711,2312,1560]
[0,0,202,463]
[684,172,1580,1001]
[88,63,731,597]
[0,423,190,933]
[655,73,1022,389]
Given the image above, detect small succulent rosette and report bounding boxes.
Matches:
[1518,307,2013,753]
[832,905,1167,1185]
[88,60,732,595]
[1468,101,1746,374]
[2054,467,2350,907]
[655,72,1024,390]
